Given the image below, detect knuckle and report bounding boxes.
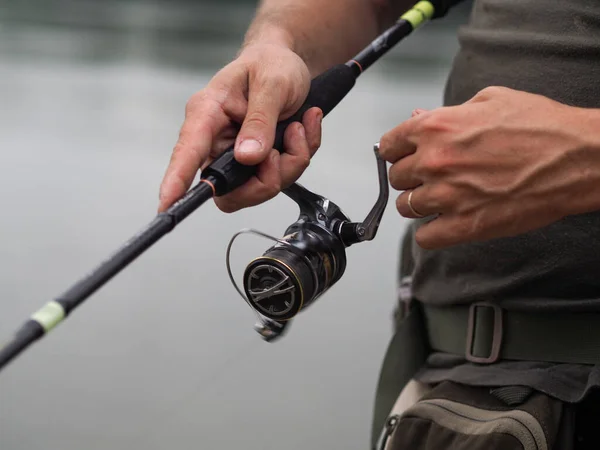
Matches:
[475,85,505,99]
[172,134,203,165]
[185,90,207,114]
[170,140,191,164]
[417,149,446,175]
[267,73,287,91]
[245,109,271,130]
[298,155,311,171]
[418,143,456,175]
[388,168,402,190]
[378,133,394,159]
[419,112,450,134]
[431,183,454,208]
[251,69,286,94]
[185,88,226,119]
[269,179,282,197]
[390,178,404,192]
[263,176,282,199]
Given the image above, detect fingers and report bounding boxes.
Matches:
[158,99,229,212]
[388,154,420,191]
[302,107,323,157]
[199,127,239,171]
[279,109,322,188]
[233,76,285,166]
[214,150,281,213]
[378,110,432,164]
[379,109,431,164]
[278,122,308,189]
[379,128,416,164]
[215,109,320,213]
[396,184,449,219]
[397,187,431,219]
[414,214,466,250]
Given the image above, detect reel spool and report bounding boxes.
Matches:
[226,143,389,342]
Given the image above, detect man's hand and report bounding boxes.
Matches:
[379,86,600,249]
[158,43,323,214]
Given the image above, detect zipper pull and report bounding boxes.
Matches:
[376,415,401,450]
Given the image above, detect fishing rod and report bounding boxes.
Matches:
[0,0,465,373]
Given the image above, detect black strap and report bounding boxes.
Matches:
[423,302,600,365]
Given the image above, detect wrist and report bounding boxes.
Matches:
[240,24,325,76]
[559,106,600,217]
[574,107,600,153]
[241,25,296,54]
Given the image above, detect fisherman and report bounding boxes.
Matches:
[157,1,600,449]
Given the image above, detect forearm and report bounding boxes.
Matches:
[242,0,415,76]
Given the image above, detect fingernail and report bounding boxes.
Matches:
[412,108,426,116]
[317,113,323,124]
[237,139,262,156]
[298,123,305,138]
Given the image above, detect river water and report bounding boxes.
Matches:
[0,1,471,449]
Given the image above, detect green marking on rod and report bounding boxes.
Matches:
[401,1,435,28]
[31,301,66,332]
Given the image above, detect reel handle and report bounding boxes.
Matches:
[200,64,357,195]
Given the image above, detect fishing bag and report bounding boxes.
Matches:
[376,380,574,450]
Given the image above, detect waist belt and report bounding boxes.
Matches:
[421,302,600,365]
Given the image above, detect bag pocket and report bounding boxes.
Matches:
[380,381,564,450]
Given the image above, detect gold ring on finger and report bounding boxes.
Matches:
[407,189,425,218]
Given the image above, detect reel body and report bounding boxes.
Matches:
[226,143,389,341]
[244,211,347,322]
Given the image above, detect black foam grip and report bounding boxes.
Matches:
[201,63,357,195]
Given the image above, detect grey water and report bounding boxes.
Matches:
[0,1,471,449]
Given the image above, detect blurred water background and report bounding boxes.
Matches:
[0,1,472,449]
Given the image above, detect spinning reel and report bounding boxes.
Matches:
[226,143,389,342]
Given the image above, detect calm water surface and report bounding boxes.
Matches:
[0,2,469,449]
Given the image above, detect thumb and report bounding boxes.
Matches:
[234,81,284,166]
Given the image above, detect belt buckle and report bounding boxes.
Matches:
[465,302,503,364]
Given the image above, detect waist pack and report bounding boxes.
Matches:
[378,380,574,450]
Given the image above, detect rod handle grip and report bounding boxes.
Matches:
[201,63,357,195]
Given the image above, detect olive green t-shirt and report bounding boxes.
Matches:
[411,0,600,402]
